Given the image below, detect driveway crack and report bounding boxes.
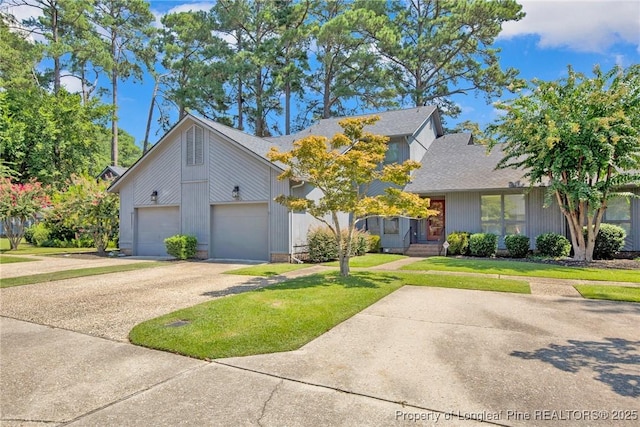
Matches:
[257,379,283,427]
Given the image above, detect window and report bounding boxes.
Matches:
[604,197,631,238]
[384,217,399,234]
[384,142,399,164]
[481,194,526,244]
[186,125,204,166]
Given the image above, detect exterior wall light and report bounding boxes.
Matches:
[232,185,240,200]
[150,190,158,202]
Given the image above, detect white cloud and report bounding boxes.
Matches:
[60,72,84,94]
[151,2,215,28]
[500,0,640,53]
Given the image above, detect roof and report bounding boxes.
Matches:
[405,133,528,193]
[98,165,127,180]
[266,106,440,145]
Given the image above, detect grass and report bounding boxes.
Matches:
[402,256,640,283]
[0,255,36,264]
[225,263,313,277]
[323,253,407,268]
[0,262,163,288]
[1,239,97,256]
[129,271,529,359]
[574,285,640,303]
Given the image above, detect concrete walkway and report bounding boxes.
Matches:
[1,257,639,426]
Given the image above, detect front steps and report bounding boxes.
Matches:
[405,243,442,257]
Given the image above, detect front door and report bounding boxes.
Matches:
[427,200,445,241]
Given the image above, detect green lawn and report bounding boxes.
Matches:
[1,238,97,256]
[401,257,640,283]
[129,271,529,359]
[0,255,36,264]
[323,253,407,268]
[225,263,313,277]
[0,262,163,288]
[574,285,640,303]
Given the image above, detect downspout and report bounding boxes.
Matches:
[289,180,306,264]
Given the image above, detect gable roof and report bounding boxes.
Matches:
[266,106,441,146]
[405,133,528,193]
[98,165,127,180]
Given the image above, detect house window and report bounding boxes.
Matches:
[384,142,399,164]
[186,125,204,166]
[604,197,631,238]
[384,217,399,234]
[481,194,526,243]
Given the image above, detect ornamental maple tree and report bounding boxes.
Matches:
[268,116,435,276]
[0,178,50,250]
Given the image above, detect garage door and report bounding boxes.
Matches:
[211,204,268,261]
[136,207,180,256]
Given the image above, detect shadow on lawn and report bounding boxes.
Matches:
[201,271,401,298]
[511,338,640,397]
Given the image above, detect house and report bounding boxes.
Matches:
[98,165,128,181]
[108,107,640,259]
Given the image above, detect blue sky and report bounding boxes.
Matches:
[9,0,640,145]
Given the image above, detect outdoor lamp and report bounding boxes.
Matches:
[150,190,158,202]
[232,186,240,199]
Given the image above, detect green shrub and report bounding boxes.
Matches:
[164,234,198,260]
[23,225,35,244]
[589,223,626,260]
[536,232,571,257]
[504,234,530,258]
[446,231,471,255]
[349,230,370,256]
[469,233,498,257]
[367,234,381,253]
[30,222,51,247]
[308,227,338,262]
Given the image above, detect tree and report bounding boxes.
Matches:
[54,174,118,255]
[358,0,524,116]
[268,116,435,276]
[0,15,43,90]
[488,65,640,262]
[0,177,50,250]
[92,0,154,166]
[306,0,396,120]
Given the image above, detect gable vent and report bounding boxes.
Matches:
[186,125,204,166]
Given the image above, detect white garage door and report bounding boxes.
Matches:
[136,207,180,256]
[211,204,268,261]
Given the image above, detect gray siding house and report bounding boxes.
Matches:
[109,107,639,260]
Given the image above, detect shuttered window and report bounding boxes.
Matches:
[186,125,204,166]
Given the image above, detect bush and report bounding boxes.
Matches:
[367,234,381,253]
[469,233,498,257]
[23,224,36,244]
[164,234,197,260]
[504,234,530,258]
[590,223,626,260]
[30,222,51,247]
[446,231,471,255]
[536,232,571,257]
[308,227,370,262]
[308,227,338,262]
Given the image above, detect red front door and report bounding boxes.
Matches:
[427,200,445,241]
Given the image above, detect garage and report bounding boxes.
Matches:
[135,207,180,256]
[211,203,268,261]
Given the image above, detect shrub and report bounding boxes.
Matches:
[367,234,381,253]
[30,222,51,247]
[23,224,36,244]
[164,234,197,260]
[446,231,471,255]
[308,227,338,262]
[589,223,626,260]
[349,230,370,256]
[504,234,530,258]
[536,232,571,257]
[469,233,498,257]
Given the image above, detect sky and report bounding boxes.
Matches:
[7,0,640,146]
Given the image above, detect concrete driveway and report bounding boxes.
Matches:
[1,261,639,426]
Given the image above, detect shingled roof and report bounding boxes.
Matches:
[405,133,528,193]
[266,106,440,146]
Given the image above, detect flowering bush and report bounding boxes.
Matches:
[0,178,50,250]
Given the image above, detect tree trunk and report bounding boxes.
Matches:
[143,78,160,153]
[285,80,291,135]
[339,254,350,277]
[111,71,118,166]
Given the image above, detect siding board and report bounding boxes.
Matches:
[132,138,181,206]
[270,169,289,253]
[181,181,209,250]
